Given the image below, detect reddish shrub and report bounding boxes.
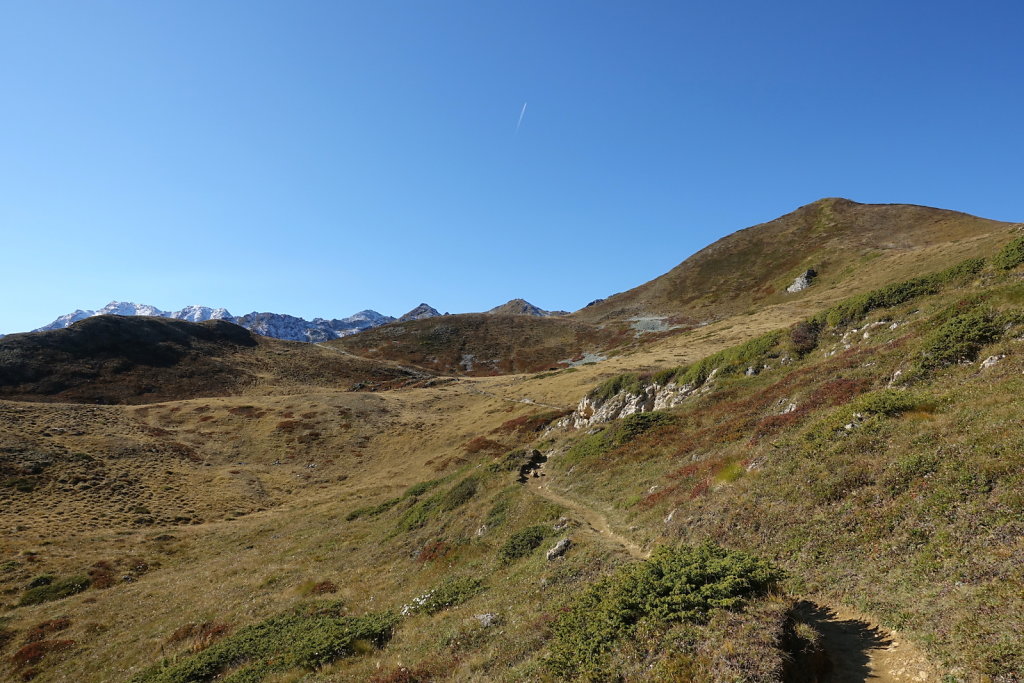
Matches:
[416,541,452,563]
[463,436,505,454]
[311,580,338,594]
[11,640,75,670]
[492,410,570,435]
[24,618,70,644]
[88,561,116,589]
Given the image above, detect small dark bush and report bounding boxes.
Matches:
[24,618,70,644]
[11,639,75,671]
[439,477,478,511]
[589,373,644,402]
[19,576,90,606]
[346,497,401,522]
[993,235,1024,270]
[133,604,397,682]
[789,320,822,356]
[498,525,549,563]
[920,308,1002,368]
[548,543,783,679]
[404,576,484,615]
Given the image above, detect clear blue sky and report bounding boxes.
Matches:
[3,1,1023,333]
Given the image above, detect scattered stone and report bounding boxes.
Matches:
[781,402,798,415]
[981,354,1005,369]
[474,613,500,628]
[546,538,572,561]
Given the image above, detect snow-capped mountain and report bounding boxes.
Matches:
[33,301,398,342]
[169,305,234,323]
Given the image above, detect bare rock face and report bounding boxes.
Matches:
[557,374,715,430]
[786,268,818,293]
[546,538,572,561]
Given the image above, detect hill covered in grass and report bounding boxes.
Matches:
[0,316,430,404]
[574,198,1018,325]
[332,313,630,376]
[1,200,1022,682]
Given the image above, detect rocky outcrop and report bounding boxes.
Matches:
[786,269,817,293]
[398,303,441,322]
[546,538,572,561]
[557,375,715,430]
[487,299,567,317]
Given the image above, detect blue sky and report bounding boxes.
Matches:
[3,1,1023,333]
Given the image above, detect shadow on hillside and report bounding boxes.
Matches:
[787,600,893,682]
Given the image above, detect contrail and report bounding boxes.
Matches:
[515,102,527,134]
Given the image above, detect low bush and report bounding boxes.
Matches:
[992,235,1024,270]
[589,373,644,402]
[24,618,71,644]
[346,497,402,522]
[402,576,484,616]
[439,477,478,511]
[654,331,782,388]
[852,389,922,417]
[919,308,1002,369]
[11,639,76,672]
[394,498,439,533]
[563,412,675,467]
[133,603,398,683]
[19,576,90,606]
[498,525,550,564]
[547,543,783,679]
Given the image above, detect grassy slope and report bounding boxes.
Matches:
[574,198,1018,325]
[544,256,1024,678]
[2,203,1022,681]
[331,313,630,376]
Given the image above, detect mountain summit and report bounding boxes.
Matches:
[487,299,567,317]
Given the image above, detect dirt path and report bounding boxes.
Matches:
[528,476,648,560]
[527,466,938,682]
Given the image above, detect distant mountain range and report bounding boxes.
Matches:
[20,298,565,342]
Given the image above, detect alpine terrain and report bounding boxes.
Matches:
[1,199,1022,682]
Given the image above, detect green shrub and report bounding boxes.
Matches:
[484,487,517,528]
[563,412,674,467]
[654,330,781,388]
[19,575,90,606]
[589,373,644,402]
[852,389,922,417]
[498,525,550,563]
[609,412,675,445]
[439,477,478,511]
[133,603,397,682]
[394,498,439,533]
[345,497,401,521]
[403,576,484,616]
[920,309,1002,369]
[403,478,445,498]
[820,257,987,329]
[993,235,1024,270]
[547,543,783,679]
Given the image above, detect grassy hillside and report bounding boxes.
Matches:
[332,313,629,376]
[574,198,1018,325]
[1,203,1022,682]
[0,316,430,404]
